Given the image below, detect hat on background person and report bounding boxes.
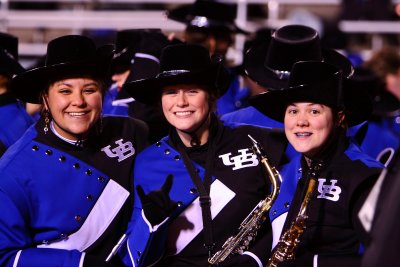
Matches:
[167,0,247,34]
[244,24,354,91]
[110,28,163,75]
[124,30,173,83]
[249,61,371,126]
[123,43,231,105]
[10,35,114,104]
[233,27,273,76]
[342,67,398,117]
[0,32,25,77]
[113,30,174,101]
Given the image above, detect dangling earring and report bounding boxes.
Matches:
[43,109,50,134]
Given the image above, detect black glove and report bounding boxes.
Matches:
[83,255,115,267]
[216,254,258,267]
[136,174,177,226]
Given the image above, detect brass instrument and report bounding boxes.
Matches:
[266,162,322,267]
[208,134,281,265]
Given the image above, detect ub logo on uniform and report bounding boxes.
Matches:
[219,148,258,170]
[101,139,135,162]
[317,178,342,201]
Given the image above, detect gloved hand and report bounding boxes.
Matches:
[215,254,258,267]
[136,174,177,227]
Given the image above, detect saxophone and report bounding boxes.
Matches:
[208,134,281,265]
[266,162,322,267]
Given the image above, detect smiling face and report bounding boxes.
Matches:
[284,102,337,158]
[161,84,211,146]
[43,77,103,140]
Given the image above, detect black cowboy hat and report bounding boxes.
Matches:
[122,43,231,105]
[123,30,174,84]
[110,29,163,74]
[249,61,371,126]
[343,66,400,117]
[0,32,25,76]
[167,0,247,34]
[10,35,114,104]
[244,24,354,91]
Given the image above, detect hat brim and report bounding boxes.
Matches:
[244,42,354,90]
[11,49,113,104]
[167,5,247,34]
[126,56,160,82]
[249,84,371,126]
[123,66,230,105]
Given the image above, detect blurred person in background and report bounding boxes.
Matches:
[105,29,174,143]
[0,32,34,156]
[167,0,250,116]
[103,29,144,117]
[355,47,400,166]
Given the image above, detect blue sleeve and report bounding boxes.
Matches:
[0,189,83,267]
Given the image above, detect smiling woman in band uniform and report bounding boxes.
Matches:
[118,43,290,267]
[250,61,383,267]
[0,35,149,267]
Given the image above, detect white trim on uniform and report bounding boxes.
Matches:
[271,212,288,249]
[37,179,129,251]
[166,179,236,255]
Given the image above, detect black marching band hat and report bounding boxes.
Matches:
[114,30,173,101]
[124,30,173,83]
[346,67,399,116]
[11,35,114,104]
[111,28,163,75]
[122,43,231,105]
[167,0,247,34]
[0,32,25,76]
[250,61,372,126]
[244,24,354,90]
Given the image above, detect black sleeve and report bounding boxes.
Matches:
[0,141,6,157]
[362,149,400,267]
[247,220,273,264]
[276,253,361,267]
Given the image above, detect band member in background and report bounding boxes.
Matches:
[167,0,250,116]
[0,32,34,156]
[104,29,173,143]
[358,47,400,165]
[119,43,289,267]
[0,35,149,267]
[250,61,383,266]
